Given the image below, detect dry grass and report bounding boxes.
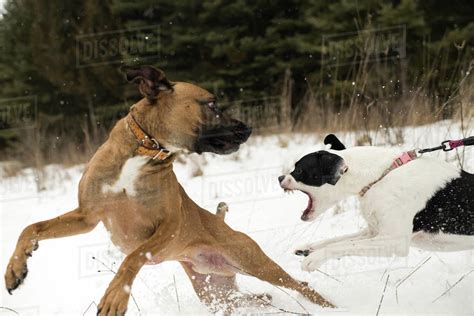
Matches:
[292,58,473,146]
[2,84,471,176]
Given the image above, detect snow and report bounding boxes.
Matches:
[1,120,473,315]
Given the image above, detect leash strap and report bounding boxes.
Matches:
[126,113,172,161]
[419,136,474,153]
[359,150,418,197]
[359,136,472,197]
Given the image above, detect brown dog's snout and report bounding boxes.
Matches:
[231,119,252,143]
[194,118,252,154]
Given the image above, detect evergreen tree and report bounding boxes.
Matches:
[0,0,472,154]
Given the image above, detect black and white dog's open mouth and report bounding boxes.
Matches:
[284,188,315,221]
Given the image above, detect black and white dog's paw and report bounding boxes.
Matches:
[301,252,327,272]
[294,242,324,257]
[294,242,316,256]
[295,249,311,257]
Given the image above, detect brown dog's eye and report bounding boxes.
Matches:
[207,101,222,118]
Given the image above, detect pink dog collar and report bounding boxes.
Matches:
[392,151,417,168]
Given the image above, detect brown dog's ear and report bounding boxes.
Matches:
[121,65,174,100]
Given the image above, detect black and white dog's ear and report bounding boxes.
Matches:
[324,134,346,151]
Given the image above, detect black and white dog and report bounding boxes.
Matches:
[278,134,473,272]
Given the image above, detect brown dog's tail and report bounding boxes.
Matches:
[216,202,229,220]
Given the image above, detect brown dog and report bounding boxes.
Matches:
[4,66,334,315]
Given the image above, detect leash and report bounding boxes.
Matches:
[418,136,474,153]
[359,136,473,197]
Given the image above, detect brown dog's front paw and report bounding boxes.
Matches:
[4,240,38,294]
[5,253,30,294]
[97,283,130,316]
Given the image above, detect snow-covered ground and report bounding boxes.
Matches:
[1,121,473,315]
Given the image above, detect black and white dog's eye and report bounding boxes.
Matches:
[293,168,302,175]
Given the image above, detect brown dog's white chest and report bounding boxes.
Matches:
[101,156,149,197]
[97,155,172,253]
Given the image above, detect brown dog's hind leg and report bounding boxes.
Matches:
[180,261,237,312]
[225,232,335,308]
[180,261,271,313]
[5,208,98,294]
